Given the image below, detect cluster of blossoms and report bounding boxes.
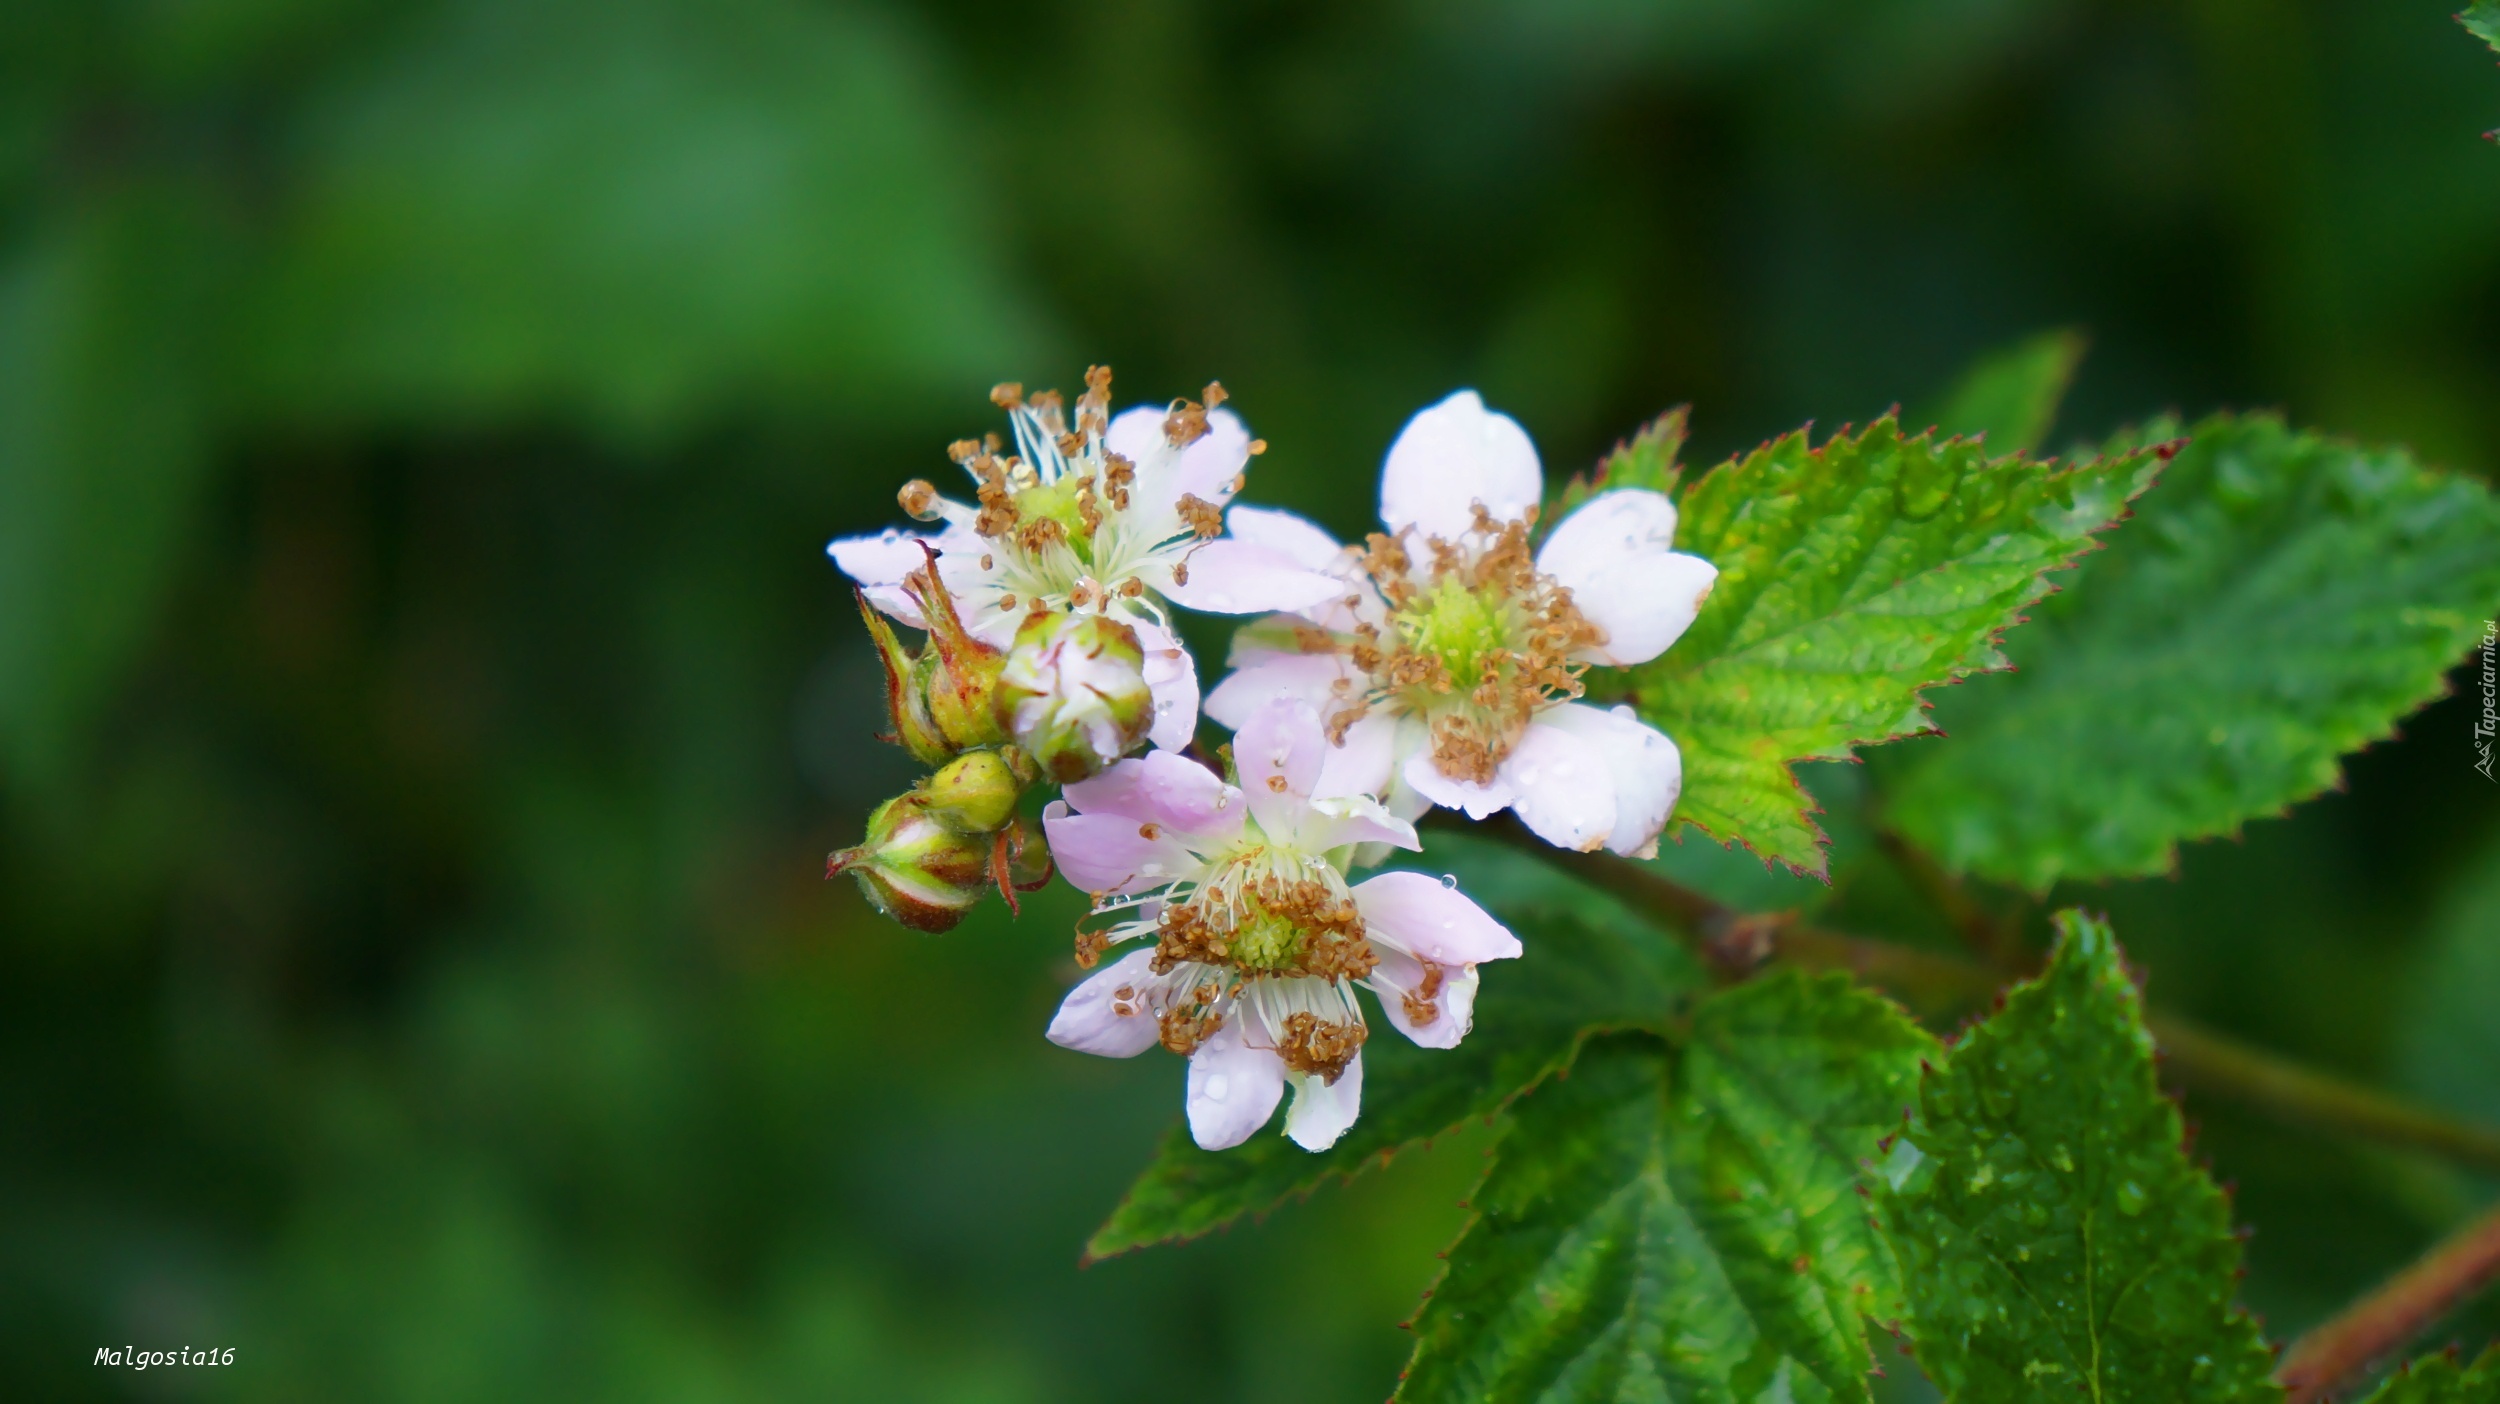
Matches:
[826,372,1716,1151]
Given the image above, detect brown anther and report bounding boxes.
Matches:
[1275,1012,1367,1083]
[998,594,1018,611]
[1138,822,1162,840]
[1175,493,1224,540]
[1265,775,1288,793]
[1074,928,1109,969]
[1018,517,1069,555]
[898,479,941,520]
[991,382,1024,409]
[1246,439,1268,456]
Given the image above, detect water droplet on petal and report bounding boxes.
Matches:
[1440,874,1458,890]
[1205,1074,1230,1102]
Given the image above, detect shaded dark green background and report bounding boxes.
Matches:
[4,0,2498,1398]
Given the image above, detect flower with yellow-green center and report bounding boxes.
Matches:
[828,369,1344,754]
[1207,390,1718,858]
[1042,698,1521,1152]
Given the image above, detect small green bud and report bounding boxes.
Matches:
[920,748,1033,835]
[853,549,1010,765]
[826,794,992,933]
[994,611,1155,783]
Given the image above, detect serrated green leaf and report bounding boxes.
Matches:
[1879,911,2281,1404]
[2467,2,2500,55]
[1398,973,1935,1404]
[2466,1,2500,141]
[1549,408,1687,526]
[2358,1348,2500,1403]
[1083,830,1708,1260]
[1622,417,2166,877]
[1924,328,2088,457]
[1885,414,2500,890]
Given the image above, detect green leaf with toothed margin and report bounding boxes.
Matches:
[1396,973,1933,1404]
[2470,1,2500,142]
[1877,911,2281,1404]
[1617,416,2166,878]
[1885,414,2500,891]
[1547,408,1687,529]
[1082,830,1707,1261]
[2358,1348,2500,1403]
[1923,328,2088,457]
[2471,0,2500,52]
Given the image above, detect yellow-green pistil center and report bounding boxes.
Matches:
[1394,577,1519,697]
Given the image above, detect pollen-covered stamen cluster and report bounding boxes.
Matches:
[891,367,1247,620]
[1330,504,1606,784]
[1080,834,1376,1083]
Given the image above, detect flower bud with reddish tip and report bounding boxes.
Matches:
[994,611,1155,783]
[920,747,1034,836]
[827,794,991,933]
[904,555,1008,755]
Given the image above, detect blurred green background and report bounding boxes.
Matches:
[4,0,2499,1398]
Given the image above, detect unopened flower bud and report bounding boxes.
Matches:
[854,547,1009,765]
[995,611,1155,782]
[920,748,1034,835]
[826,794,992,933]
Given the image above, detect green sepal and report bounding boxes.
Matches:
[1877,910,2281,1404]
[1622,416,2167,877]
[1884,413,2500,889]
[1395,973,1935,1404]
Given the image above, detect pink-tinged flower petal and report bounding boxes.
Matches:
[1041,802,1204,897]
[1233,696,1330,816]
[1224,506,1350,571]
[1498,715,1618,853]
[1380,391,1543,542]
[1401,748,1520,820]
[1046,948,1167,1057]
[1536,702,1682,857]
[1298,794,1421,856]
[1062,750,1245,842]
[1205,649,1350,729]
[1353,869,1523,965]
[1172,407,1254,504]
[1536,490,1717,666]
[1104,403,1167,463]
[827,526,940,589]
[1313,711,1401,803]
[1186,1019,1286,1150]
[1366,944,1482,1050]
[1105,405,1254,506]
[1160,540,1344,615]
[1131,619,1202,752]
[1284,1054,1364,1151]
[827,528,943,626]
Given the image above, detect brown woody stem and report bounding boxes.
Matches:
[2277,1200,2500,1403]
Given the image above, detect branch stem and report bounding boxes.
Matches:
[1469,818,2500,1176]
[2277,1199,2500,1403]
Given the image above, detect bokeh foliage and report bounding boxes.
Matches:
[3,0,2498,1400]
